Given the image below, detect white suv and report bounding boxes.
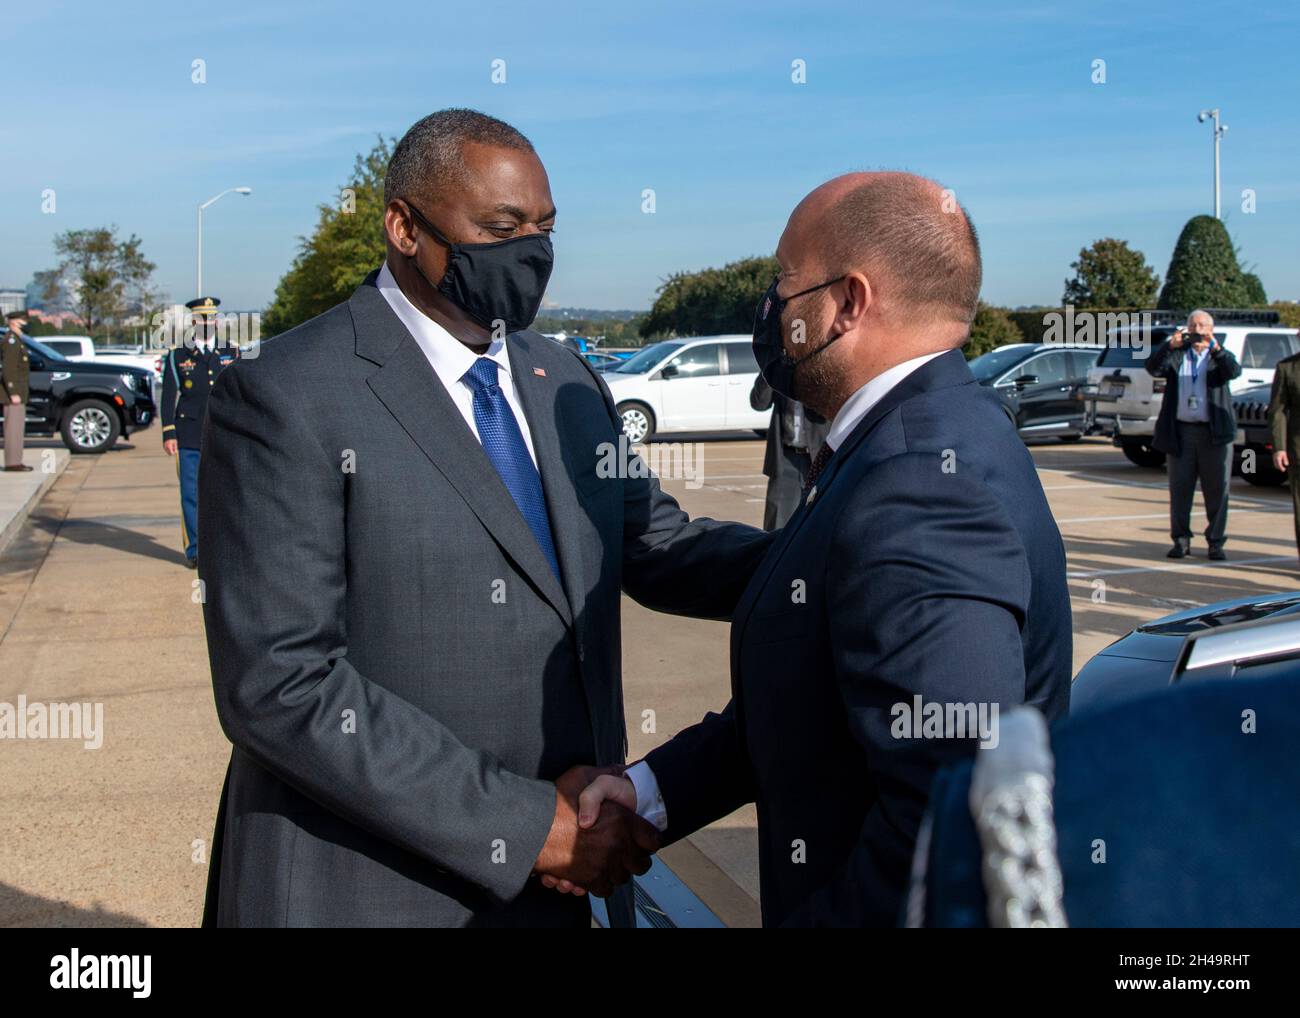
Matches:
[1083,312,1298,468]
[602,335,771,442]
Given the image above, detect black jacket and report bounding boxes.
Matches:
[1145,339,1241,453]
[645,350,1073,926]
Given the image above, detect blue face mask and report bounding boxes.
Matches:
[751,274,846,401]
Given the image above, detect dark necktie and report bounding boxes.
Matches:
[804,441,835,493]
[462,357,562,583]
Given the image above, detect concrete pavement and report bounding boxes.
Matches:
[1,433,1297,927]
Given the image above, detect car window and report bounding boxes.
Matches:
[666,343,721,377]
[725,342,759,375]
[969,346,1030,381]
[613,342,682,374]
[1067,350,1100,376]
[45,340,81,356]
[1007,351,1069,385]
[22,337,69,361]
[1241,332,1298,370]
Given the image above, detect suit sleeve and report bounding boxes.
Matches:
[782,453,1034,927]
[1144,339,1173,377]
[199,361,556,905]
[1209,344,1242,383]
[580,356,776,619]
[1269,368,1290,454]
[641,699,757,846]
[160,349,177,443]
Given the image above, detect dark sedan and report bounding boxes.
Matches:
[1070,591,1300,716]
[968,343,1102,441]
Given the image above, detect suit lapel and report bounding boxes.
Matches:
[506,332,590,620]
[730,349,976,659]
[351,277,573,627]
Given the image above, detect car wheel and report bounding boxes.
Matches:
[616,402,655,444]
[1121,442,1165,469]
[61,399,120,454]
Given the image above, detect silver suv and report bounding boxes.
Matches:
[1081,310,1297,468]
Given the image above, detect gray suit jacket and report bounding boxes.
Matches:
[198,271,772,927]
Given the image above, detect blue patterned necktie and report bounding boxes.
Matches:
[462,357,562,583]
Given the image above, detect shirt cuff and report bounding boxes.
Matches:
[624,760,668,832]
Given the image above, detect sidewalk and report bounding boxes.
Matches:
[0,438,224,927]
[0,445,69,557]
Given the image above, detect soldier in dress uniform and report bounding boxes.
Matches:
[162,297,238,567]
[3,311,34,472]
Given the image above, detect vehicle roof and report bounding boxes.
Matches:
[655,334,751,344]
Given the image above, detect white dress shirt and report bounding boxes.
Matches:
[376,261,538,467]
[625,348,948,831]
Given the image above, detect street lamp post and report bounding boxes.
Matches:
[1197,109,1227,219]
[196,187,253,296]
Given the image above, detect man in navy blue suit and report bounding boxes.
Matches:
[560,171,1073,926]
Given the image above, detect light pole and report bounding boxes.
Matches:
[196,187,252,296]
[1197,109,1227,219]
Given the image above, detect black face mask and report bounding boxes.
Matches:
[752,274,846,401]
[404,199,554,335]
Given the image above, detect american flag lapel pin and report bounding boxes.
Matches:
[533,367,546,377]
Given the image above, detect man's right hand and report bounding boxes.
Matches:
[164,439,178,456]
[1274,450,1290,472]
[1170,330,1186,348]
[532,765,658,898]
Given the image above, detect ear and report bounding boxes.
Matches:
[384,199,419,256]
[834,271,873,334]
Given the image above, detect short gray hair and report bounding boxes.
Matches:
[384,109,534,207]
[1188,309,1215,326]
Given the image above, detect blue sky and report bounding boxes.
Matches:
[4,0,1297,312]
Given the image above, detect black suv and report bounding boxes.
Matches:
[967,343,1102,440]
[0,335,156,454]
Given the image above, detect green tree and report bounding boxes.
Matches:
[965,301,1024,358]
[263,137,392,336]
[52,227,126,337]
[640,255,778,338]
[1158,215,1252,310]
[1063,238,1160,308]
[1242,271,1268,306]
[118,234,164,339]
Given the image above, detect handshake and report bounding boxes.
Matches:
[532,765,653,898]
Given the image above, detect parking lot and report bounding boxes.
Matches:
[0,433,1296,927]
[625,434,1300,923]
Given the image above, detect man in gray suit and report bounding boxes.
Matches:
[198,109,771,927]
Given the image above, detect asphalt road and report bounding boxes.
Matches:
[0,433,1295,927]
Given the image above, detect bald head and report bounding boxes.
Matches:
[793,171,981,327]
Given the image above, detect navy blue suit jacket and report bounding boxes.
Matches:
[644,349,1073,926]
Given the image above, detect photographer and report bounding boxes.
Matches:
[1145,310,1241,560]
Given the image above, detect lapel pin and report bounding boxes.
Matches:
[806,485,818,506]
[533,367,546,377]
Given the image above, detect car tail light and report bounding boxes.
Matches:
[1153,378,1167,394]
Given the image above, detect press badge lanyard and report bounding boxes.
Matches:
[1187,348,1208,411]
